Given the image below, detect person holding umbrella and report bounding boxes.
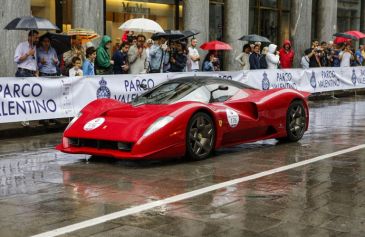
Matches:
[170,41,187,72]
[202,52,217,71]
[14,30,39,77]
[37,35,59,77]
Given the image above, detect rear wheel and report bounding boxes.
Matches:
[186,112,215,160]
[282,100,307,142]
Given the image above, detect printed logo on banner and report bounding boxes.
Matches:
[0,82,57,118]
[262,72,270,90]
[113,76,156,103]
[310,71,317,89]
[357,69,365,85]
[352,69,357,86]
[318,70,341,89]
[96,78,111,99]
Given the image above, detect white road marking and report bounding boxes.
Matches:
[31,144,365,237]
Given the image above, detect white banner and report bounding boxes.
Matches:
[0,67,364,123]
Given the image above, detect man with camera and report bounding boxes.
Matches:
[306,40,322,68]
[339,43,354,67]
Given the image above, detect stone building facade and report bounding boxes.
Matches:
[0,0,364,76]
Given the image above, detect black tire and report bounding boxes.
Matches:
[281,100,307,142]
[186,112,216,160]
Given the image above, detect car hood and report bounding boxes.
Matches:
[64,102,188,142]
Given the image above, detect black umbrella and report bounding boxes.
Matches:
[151,30,184,40]
[39,32,71,55]
[333,32,357,40]
[172,29,200,41]
[4,16,59,31]
[181,29,200,39]
[239,34,271,43]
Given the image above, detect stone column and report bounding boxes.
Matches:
[361,0,365,45]
[183,0,209,66]
[224,0,249,71]
[317,0,337,42]
[72,0,104,37]
[290,0,313,68]
[0,0,31,77]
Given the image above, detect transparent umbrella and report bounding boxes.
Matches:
[4,16,59,31]
[119,18,164,33]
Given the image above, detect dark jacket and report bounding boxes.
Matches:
[112,50,129,74]
[249,52,261,70]
[259,55,268,69]
[170,52,187,72]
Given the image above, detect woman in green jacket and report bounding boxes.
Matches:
[95,35,114,75]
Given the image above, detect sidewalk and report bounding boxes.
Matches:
[0,119,68,140]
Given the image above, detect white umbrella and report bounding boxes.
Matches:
[119,18,164,33]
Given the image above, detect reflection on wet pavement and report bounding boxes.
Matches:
[0,97,364,236]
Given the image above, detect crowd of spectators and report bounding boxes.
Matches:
[13,30,365,79]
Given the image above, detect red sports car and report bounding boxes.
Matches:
[57,77,309,160]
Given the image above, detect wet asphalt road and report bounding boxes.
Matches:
[0,97,365,237]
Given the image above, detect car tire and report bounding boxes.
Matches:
[280,100,307,142]
[186,112,216,161]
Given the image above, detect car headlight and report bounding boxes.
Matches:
[143,116,174,137]
[65,112,83,130]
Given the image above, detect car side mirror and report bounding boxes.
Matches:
[218,85,229,91]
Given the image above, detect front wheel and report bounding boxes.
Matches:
[186,112,216,160]
[281,100,307,142]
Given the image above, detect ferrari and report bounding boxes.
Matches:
[56,76,309,160]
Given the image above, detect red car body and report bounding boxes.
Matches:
[56,77,309,160]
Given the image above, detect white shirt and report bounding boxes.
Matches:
[69,67,83,77]
[14,41,37,71]
[301,56,310,69]
[188,46,200,71]
[340,51,352,67]
[235,52,250,70]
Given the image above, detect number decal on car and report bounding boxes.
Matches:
[226,109,239,128]
[84,117,105,131]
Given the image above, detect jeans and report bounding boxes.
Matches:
[15,68,36,77]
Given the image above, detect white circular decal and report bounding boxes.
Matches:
[83,117,105,131]
[226,109,239,128]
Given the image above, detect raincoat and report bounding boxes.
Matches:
[96,35,112,70]
[279,40,295,68]
[266,44,280,69]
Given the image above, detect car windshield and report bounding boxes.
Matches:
[132,81,211,105]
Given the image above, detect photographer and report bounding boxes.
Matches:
[339,43,354,67]
[170,42,187,72]
[306,40,322,67]
[319,41,330,67]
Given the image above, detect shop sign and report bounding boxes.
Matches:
[122,2,150,15]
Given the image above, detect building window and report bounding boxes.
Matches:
[337,0,361,33]
[249,0,290,45]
